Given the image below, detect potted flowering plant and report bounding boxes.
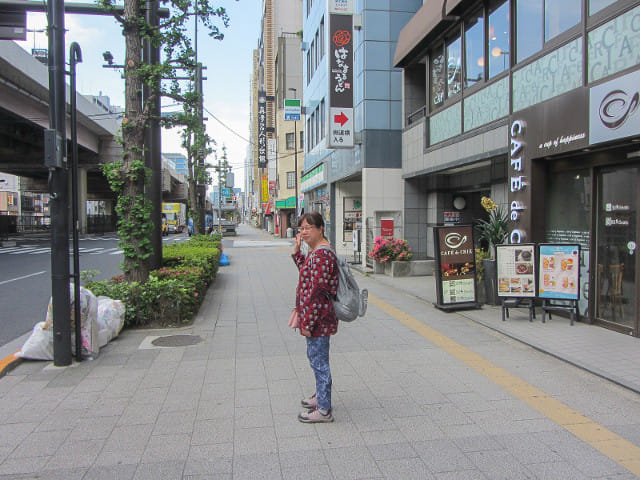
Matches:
[369,236,412,273]
[475,196,508,304]
[475,196,508,258]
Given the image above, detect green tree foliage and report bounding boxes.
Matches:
[99,0,234,281]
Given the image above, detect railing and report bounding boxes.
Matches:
[0,214,116,238]
[407,106,426,126]
[0,215,50,239]
[87,215,116,234]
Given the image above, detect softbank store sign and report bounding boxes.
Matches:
[508,89,589,244]
[589,68,640,145]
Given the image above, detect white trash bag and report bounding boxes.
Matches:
[17,322,54,360]
[96,296,125,347]
[19,284,100,360]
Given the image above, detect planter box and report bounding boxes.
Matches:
[482,258,499,305]
[383,260,435,277]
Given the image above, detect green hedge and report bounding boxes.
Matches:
[86,234,222,327]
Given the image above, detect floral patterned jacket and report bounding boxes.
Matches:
[292,248,339,337]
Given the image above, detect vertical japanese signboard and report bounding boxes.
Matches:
[257,90,267,168]
[434,225,478,309]
[261,174,268,203]
[329,13,354,148]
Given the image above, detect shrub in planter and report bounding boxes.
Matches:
[162,243,221,280]
[368,236,413,263]
[86,235,222,327]
[152,266,207,318]
[85,276,195,326]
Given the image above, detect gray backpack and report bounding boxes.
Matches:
[316,246,368,322]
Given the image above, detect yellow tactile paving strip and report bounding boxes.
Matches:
[370,294,640,476]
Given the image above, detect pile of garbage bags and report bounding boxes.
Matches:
[18,284,125,361]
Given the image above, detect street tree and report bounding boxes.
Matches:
[100,0,233,282]
[179,92,214,236]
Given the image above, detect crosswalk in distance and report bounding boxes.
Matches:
[0,235,190,256]
[0,246,124,256]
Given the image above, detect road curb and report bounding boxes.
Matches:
[0,351,22,379]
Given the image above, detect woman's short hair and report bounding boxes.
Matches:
[297,212,324,229]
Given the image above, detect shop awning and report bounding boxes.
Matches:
[276,196,296,209]
[393,0,462,68]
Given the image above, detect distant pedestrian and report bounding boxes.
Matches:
[291,212,338,423]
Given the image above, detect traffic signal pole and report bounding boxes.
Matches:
[144,0,162,269]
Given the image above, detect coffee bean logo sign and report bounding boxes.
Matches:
[599,89,639,130]
[444,232,467,249]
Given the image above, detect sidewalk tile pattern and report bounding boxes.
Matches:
[0,225,638,479]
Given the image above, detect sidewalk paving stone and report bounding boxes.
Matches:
[0,224,638,479]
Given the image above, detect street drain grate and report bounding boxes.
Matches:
[150,334,203,347]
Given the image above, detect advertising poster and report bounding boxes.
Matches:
[380,218,394,237]
[538,244,580,300]
[434,225,477,308]
[496,244,536,297]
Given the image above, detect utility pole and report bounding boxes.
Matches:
[287,87,300,221]
[195,62,206,233]
[217,152,222,233]
[144,0,161,269]
[47,0,71,366]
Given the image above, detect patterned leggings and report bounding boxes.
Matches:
[306,336,332,411]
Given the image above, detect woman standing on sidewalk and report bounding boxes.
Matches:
[292,212,339,423]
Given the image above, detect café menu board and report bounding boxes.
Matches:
[538,244,580,300]
[496,244,536,298]
[434,225,477,307]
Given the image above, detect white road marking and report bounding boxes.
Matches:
[0,271,47,285]
[28,248,52,254]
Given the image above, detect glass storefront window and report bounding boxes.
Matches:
[516,0,543,62]
[545,169,591,249]
[430,49,446,109]
[488,0,510,78]
[545,168,592,316]
[595,166,638,330]
[545,0,581,42]
[465,11,484,88]
[446,36,462,98]
[590,0,617,15]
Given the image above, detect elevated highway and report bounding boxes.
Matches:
[0,40,187,233]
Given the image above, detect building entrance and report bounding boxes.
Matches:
[595,165,639,335]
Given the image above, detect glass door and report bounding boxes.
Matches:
[595,166,638,334]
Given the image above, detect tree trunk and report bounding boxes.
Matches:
[188,177,201,235]
[121,0,150,283]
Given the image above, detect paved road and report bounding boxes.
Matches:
[0,234,191,347]
[1,224,639,479]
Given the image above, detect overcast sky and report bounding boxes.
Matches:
[16,0,262,190]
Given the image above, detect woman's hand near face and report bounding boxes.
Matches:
[294,232,302,253]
